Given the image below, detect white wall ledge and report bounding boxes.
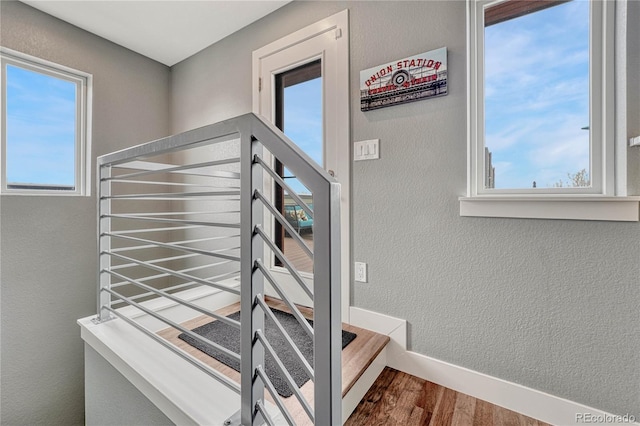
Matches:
[459,196,640,221]
[79,284,286,425]
[79,315,240,425]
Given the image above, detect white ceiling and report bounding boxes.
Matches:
[21,1,291,66]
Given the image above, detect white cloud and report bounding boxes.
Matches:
[486,120,542,151]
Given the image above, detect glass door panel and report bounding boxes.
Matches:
[275,60,322,273]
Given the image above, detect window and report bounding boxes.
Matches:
[1,48,91,195]
[274,60,322,274]
[463,0,639,221]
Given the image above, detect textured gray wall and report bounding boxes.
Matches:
[171,0,640,417]
[0,2,171,425]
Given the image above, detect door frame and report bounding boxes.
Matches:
[252,9,351,322]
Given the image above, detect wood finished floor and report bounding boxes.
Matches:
[283,233,314,273]
[345,367,550,426]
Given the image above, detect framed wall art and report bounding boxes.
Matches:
[360,47,448,111]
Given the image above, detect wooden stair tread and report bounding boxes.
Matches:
[158,297,390,424]
[263,296,390,397]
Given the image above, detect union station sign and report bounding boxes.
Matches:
[360,47,448,111]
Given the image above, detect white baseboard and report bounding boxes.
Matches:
[349,307,639,426]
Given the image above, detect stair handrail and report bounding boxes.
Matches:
[96,113,342,425]
[239,114,342,426]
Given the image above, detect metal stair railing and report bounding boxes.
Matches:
[95,113,341,425]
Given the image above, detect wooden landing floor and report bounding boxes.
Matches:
[158,296,389,425]
[345,367,550,426]
[283,233,314,273]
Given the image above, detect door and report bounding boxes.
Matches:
[252,10,350,321]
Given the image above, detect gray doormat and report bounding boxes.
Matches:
[178,308,356,397]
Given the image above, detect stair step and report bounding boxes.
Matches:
[158,296,390,424]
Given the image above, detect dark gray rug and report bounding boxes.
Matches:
[178,308,356,397]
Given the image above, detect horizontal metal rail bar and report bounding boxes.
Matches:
[104,157,240,181]
[111,252,207,275]
[109,244,238,259]
[106,269,240,329]
[121,281,200,298]
[255,366,296,426]
[108,225,207,235]
[111,257,233,285]
[256,330,314,422]
[111,268,240,304]
[255,261,313,339]
[105,232,241,262]
[254,226,313,301]
[112,169,240,181]
[256,296,313,380]
[109,244,237,258]
[254,190,313,260]
[109,211,240,217]
[131,234,240,246]
[108,179,240,189]
[106,196,239,202]
[108,233,239,254]
[109,159,240,177]
[110,252,200,270]
[104,214,240,229]
[255,400,277,426]
[104,251,241,295]
[254,155,313,219]
[103,190,240,200]
[104,306,241,394]
[103,287,241,363]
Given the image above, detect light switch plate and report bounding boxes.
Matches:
[354,139,380,161]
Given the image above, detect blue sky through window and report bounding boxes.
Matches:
[6,64,77,186]
[484,0,589,189]
[282,76,322,196]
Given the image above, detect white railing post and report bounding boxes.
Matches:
[97,162,112,322]
[312,182,342,426]
[240,130,265,425]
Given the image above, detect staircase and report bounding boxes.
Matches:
[157,296,389,424]
[80,113,390,425]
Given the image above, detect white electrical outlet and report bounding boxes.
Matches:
[630,136,640,147]
[355,262,367,282]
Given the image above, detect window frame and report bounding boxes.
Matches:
[0,48,92,196]
[462,0,640,221]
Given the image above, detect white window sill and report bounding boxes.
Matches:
[459,196,640,222]
[1,189,86,197]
